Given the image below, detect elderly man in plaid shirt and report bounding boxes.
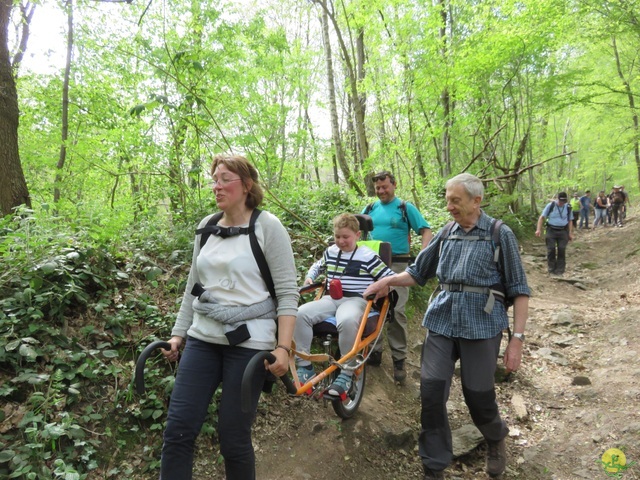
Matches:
[364,173,530,479]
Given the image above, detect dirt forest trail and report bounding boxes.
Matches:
[194,214,640,480]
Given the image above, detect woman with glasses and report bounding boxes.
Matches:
[159,154,299,479]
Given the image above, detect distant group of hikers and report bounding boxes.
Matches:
[567,185,630,229]
[537,184,631,277]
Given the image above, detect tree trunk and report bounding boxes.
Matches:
[318,2,362,194]
[438,0,452,178]
[54,0,74,204]
[612,36,640,186]
[0,1,30,216]
[314,0,369,169]
[354,28,368,169]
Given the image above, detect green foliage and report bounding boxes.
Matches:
[6,0,640,476]
[0,207,184,478]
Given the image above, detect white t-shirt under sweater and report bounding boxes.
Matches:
[172,210,299,351]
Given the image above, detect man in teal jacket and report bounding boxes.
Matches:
[363,170,432,383]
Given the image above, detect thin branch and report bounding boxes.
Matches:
[138,0,153,26]
[262,186,327,246]
[460,124,507,174]
[11,2,36,73]
[480,151,577,183]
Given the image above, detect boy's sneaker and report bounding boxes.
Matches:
[296,364,315,385]
[326,372,352,397]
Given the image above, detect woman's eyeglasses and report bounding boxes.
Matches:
[210,178,242,187]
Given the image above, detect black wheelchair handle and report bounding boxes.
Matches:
[134,340,172,395]
[241,351,297,413]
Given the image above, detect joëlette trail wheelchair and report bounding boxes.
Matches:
[241,214,396,419]
[134,215,395,420]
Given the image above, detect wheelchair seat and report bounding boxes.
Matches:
[312,310,381,338]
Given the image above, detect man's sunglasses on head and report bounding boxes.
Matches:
[373,171,395,183]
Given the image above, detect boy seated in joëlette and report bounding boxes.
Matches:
[293,213,395,397]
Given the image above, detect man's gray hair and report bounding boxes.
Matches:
[445,173,484,200]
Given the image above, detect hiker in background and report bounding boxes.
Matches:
[593,190,609,228]
[620,185,631,221]
[606,188,614,225]
[159,155,299,480]
[364,173,530,479]
[579,190,592,229]
[611,185,626,227]
[362,170,432,383]
[535,192,574,276]
[294,213,394,396]
[569,193,580,229]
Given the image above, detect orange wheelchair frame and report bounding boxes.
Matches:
[239,214,394,418]
[286,280,393,418]
[134,215,393,420]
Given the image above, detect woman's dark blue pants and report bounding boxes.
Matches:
[160,337,266,480]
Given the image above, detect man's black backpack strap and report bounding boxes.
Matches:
[195,209,276,300]
[364,200,413,232]
[436,218,509,312]
[547,201,571,221]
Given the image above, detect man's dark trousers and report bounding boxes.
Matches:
[545,226,569,274]
[419,332,508,472]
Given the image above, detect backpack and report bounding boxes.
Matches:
[363,200,413,231]
[436,218,512,310]
[546,201,572,221]
[196,209,276,300]
[612,190,625,204]
[364,200,416,249]
[195,209,279,393]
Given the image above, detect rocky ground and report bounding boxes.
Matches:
[194,214,640,480]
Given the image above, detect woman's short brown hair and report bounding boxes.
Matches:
[210,154,264,209]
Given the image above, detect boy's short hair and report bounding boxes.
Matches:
[333,213,360,233]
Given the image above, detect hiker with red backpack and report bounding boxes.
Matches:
[535,192,574,276]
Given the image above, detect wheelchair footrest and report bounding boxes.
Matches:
[322,390,348,402]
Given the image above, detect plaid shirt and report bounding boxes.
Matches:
[406,211,530,339]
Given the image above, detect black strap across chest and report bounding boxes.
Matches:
[196,209,276,300]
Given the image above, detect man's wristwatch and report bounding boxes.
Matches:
[512,333,525,342]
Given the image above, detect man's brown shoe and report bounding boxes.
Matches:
[423,468,444,479]
[486,438,506,477]
[393,359,406,383]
